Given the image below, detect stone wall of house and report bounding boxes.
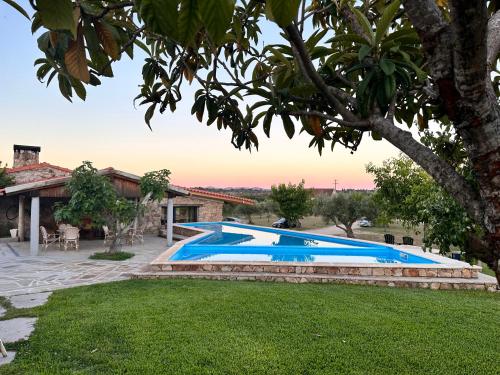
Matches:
[174,196,224,222]
[8,167,71,185]
[0,196,21,237]
[0,196,63,239]
[141,195,224,234]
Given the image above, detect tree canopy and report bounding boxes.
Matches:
[313,192,377,238]
[367,155,476,254]
[0,161,15,189]
[54,161,170,252]
[270,180,312,224]
[4,0,500,282]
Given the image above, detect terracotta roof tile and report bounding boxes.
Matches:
[6,162,72,174]
[187,188,255,205]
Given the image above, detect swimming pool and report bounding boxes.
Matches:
[169,222,438,264]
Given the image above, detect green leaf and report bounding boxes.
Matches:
[350,7,375,45]
[328,34,371,46]
[178,0,202,46]
[375,0,400,45]
[358,45,371,61]
[2,0,30,20]
[137,0,180,39]
[145,103,157,130]
[37,0,76,38]
[281,114,295,139]
[58,74,72,102]
[371,131,382,140]
[199,0,235,45]
[70,77,86,100]
[379,58,396,75]
[266,0,301,27]
[263,109,274,137]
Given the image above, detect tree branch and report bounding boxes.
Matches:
[93,1,134,19]
[402,0,453,82]
[285,110,370,130]
[487,10,500,99]
[285,24,358,122]
[449,0,488,106]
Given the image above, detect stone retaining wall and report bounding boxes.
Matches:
[132,273,497,291]
[150,263,479,279]
[173,225,205,238]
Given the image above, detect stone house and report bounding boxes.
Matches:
[0,145,255,241]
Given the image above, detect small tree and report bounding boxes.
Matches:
[314,193,377,238]
[270,181,312,225]
[367,155,477,254]
[0,162,14,188]
[55,161,170,253]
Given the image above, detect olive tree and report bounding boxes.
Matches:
[313,192,377,238]
[5,0,500,282]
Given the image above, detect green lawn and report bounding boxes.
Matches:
[1,280,499,375]
[89,251,135,261]
[355,221,425,246]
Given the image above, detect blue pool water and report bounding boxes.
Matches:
[169,223,437,264]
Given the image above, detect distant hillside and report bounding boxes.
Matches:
[194,187,374,201]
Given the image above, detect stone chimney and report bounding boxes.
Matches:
[13,145,41,167]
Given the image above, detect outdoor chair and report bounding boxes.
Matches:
[63,226,80,251]
[127,226,145,245]
[103,225,115,245]
[402,236,414,245]
[58,223,68,242]
[384,233,395,244]
[40,226,60,249]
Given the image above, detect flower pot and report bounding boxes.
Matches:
[9,229,18,238]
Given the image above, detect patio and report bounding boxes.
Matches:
[0,235,169,297]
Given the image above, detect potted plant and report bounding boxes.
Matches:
[7,222,17,239]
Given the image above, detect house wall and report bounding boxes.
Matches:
[8,167,70,185]
[0,196,21,237]
[0,196,66,238]
[142,195,224,234]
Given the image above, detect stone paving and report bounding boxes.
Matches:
[0,292,52,367]
[0,236,170,297]
[0,318,38,342]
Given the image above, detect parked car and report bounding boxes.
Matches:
[272,218,298,228]
[223,217,242,223]
[359,218,373,227]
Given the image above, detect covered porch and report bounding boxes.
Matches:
[0,169,189,256]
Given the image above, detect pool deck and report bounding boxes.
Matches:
[134,223,498,291]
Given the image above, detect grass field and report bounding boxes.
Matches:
[1,279,499,374]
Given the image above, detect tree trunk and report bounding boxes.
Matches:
[108,236,122,254]
[345,224,355,238]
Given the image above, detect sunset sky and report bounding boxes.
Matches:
[0,2,401,189]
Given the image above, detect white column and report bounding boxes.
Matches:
[18,195,25,241]
[166,196,174,246]
[30,196,40,256]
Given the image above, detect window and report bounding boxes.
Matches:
[174,206,198,223]
[162,205,199,224]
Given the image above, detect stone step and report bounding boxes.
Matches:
[130,271,498,291]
